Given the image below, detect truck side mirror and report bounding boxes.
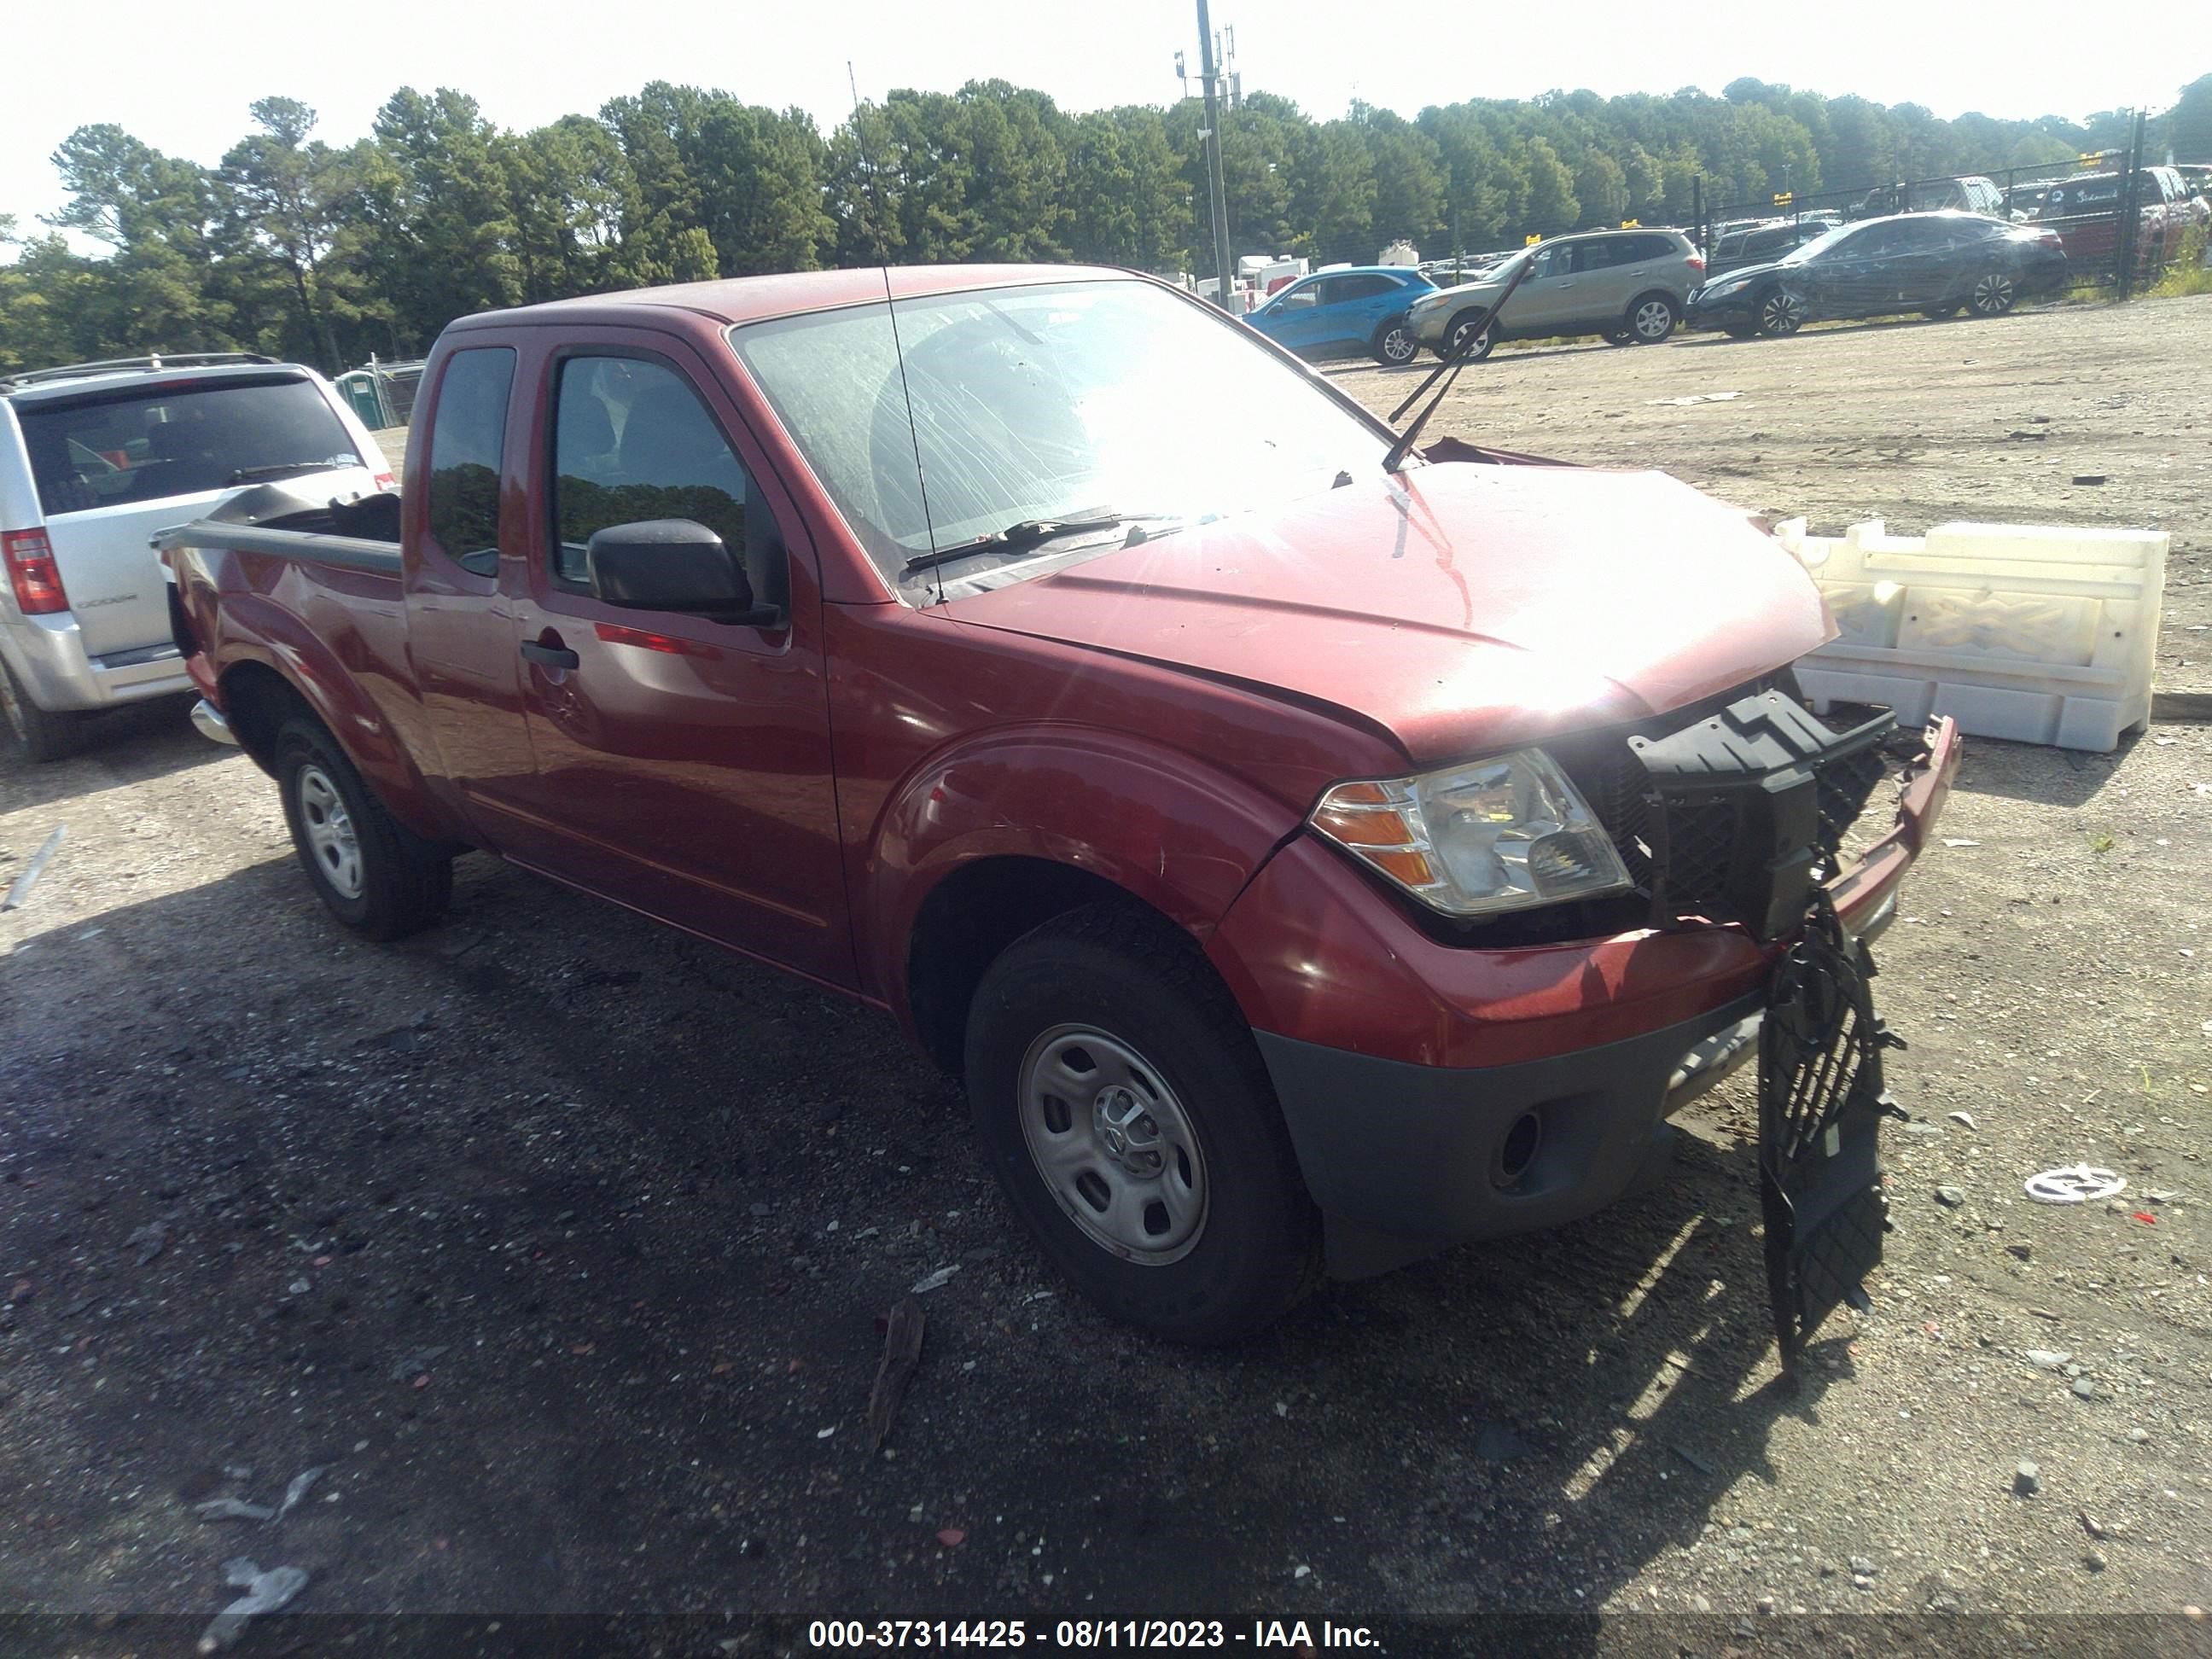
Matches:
[585,519,782,627]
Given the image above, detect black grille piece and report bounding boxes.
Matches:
[1757,892,1902,1385]
[1627,690,1896,942]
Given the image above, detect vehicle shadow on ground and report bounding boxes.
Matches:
[1,851,1844,1621]
[0,698,226,817]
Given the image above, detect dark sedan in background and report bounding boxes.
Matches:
[1685,212,2069,339]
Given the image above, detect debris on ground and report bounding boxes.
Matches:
[1936,1185,1967,1208]
[865,1296,926,1452]
[1948,1111,1978,1130]
[193,1499,276,1523]
[908,1265,959,1295]
[1646,391,1743,406]
[387,1346,449,1382]
[272,1466,325,1522]
[2026,1166,2126,1203]
[195,1558,308,1653]
[1,824,67,912]
[127,1220,168,1265]
[2014,1461,2040,1495]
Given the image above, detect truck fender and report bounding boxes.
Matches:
[213,595,457,844]
[861,725,1301,1016]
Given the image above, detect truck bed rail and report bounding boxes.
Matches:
[154,520,403,578]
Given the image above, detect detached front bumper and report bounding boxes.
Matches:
[1215,712,1961,1278]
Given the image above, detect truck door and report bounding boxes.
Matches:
[398,342,539,831]
[404,343,543,832]
[499,337,853,989]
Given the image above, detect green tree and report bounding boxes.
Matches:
[1522,137,1579,233]
[360,87,522,349]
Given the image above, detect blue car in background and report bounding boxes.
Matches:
[1243,266,1436,366]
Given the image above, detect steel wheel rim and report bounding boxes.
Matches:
[1975,271,2014,312]
[1018,1023,1208,1266]
[297,765,364,899]
[1382,327,1415,363]
[1452,319,1487,354]
[1764,292,1801,333]
[1634,300,1672,339]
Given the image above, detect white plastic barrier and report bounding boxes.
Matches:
[1773,517,2170,752]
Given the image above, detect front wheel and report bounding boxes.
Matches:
[1624,292,1679,344]
[963,903,1318,1344]
[275,715,453,940]
[1435,311,1496,361]
[1968,266,2017,317]
[1756,286,1806,337]
[1372,318,1420,366]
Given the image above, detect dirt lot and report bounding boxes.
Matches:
[2,294,2209,1648]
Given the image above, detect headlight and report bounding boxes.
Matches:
[1308,749,1632,918]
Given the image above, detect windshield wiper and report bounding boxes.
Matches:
[227,460,349,485]
[901,512,1180,577]
[1382,250,1541,471]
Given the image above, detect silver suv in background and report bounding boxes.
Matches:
[1406,229,1706,360]
[1,354,389,760]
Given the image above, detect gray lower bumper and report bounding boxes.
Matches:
[1255,990,1766,1278]
[2,613,189,713]
[189,698,238,745]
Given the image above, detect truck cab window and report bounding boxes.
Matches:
[425,348,515,578]
[550,357,765,596]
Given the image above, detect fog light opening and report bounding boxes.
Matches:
[1494,1111,1543,1188]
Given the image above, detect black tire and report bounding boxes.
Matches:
[963,902,1319,1345]
[1967,265,2017,317]
[0,657,84,763]
[1622,290,1679,344]
[1434,310,1496,362]
[1924,304,1961,320]
[274,714,452,940]
[1755,285,1806,338]
[1371,317,1420,366]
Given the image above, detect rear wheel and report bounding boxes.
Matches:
[1624,291,1679,344]
[275,715,452,940]
[1756,286,1805,337]
[1435,310,1495,361]
[963,903,1318,1344]
[1968,266,2017,317]
[1372,318,1420,366]
[0,658,84,764]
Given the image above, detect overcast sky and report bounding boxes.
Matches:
[4,0,2207,241]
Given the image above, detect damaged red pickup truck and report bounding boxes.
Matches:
[162,266,1959,1348]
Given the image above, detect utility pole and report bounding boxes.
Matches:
[1196,0,1234,310]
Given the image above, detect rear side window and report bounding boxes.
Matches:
[15,376,362,517]
[424,348,515,578]
[1330,274,1399,302]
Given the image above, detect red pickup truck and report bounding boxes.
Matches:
[162,266,1959,1346]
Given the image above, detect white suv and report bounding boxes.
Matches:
[1,354,389,760]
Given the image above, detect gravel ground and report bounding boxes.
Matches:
[2,294,2209,1648]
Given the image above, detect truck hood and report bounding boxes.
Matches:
[943,463,1833,765]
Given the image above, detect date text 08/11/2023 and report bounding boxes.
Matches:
[806,1619,1381,1649]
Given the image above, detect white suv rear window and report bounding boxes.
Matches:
[16,375,362,516]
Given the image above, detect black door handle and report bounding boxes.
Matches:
[521,638,579,671]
